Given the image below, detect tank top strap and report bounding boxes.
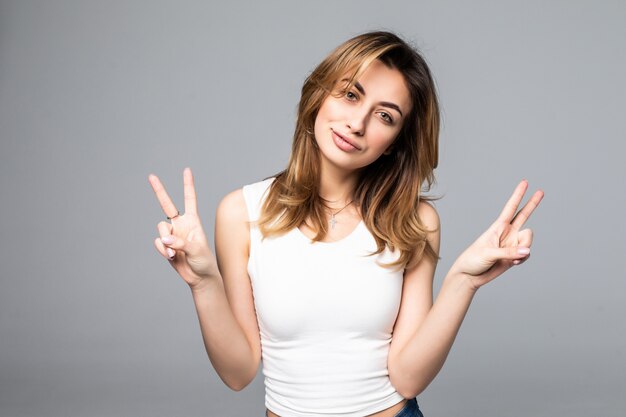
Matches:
[241,176,276,223]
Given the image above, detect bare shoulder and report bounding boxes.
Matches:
[418,201,440,232]
[215,187,250,257]
[216,188,248,223]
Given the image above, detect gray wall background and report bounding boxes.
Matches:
[1,1,624,416]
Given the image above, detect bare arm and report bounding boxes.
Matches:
[149,169,260,391]
[190,188,262,391]
[390,270,476,398]
[189,276,259,391]
[389,180,543,398]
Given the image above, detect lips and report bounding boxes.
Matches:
[332,130,361,150]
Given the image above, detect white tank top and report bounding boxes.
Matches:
[242,177,406,416]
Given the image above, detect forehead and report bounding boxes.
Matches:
[339,59,411,113]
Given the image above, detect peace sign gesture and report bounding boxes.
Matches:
[450,180,544,291]
[148,168,218,290]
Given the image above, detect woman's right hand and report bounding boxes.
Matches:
[148,167,218,291]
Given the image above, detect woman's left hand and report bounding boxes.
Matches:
[450,179,544,291]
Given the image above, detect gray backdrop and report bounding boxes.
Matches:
[1,1,624,416]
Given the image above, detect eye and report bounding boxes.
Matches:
[345,90,358,101]
[379,111,393,123]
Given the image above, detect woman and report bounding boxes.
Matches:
[148,31,543,417]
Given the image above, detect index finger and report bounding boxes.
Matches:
[510,189,544,230]
[148,173,180,219]
[183,167,198,215]
[496,179,529,225]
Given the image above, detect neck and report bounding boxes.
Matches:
[318,158,359,209]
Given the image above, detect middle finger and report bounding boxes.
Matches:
[510,190,544,230]
[183,167,198,215]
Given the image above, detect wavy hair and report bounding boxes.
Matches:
[255,30,441,271]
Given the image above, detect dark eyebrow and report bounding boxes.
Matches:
[341,78,404,117]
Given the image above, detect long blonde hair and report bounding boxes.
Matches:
[256,31,441,271]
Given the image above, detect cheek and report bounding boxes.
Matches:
[317,98,343,122]
[369,127,398,150]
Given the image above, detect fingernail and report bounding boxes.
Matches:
[161,236,174,245]
[518,247,530,255]
[167,248,175,258]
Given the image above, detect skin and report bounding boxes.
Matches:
[147,59,544,415]
[298,59,413,246]
[313,59,411,209]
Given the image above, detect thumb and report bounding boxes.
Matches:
[161,235,202,257]
[484,246,530,262]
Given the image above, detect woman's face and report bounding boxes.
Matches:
[313,59,411,173]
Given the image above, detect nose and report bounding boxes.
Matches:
[346,107,367,136]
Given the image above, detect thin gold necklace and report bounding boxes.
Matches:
[328,200,353,229]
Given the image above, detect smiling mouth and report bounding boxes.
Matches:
[332,130,360,150]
